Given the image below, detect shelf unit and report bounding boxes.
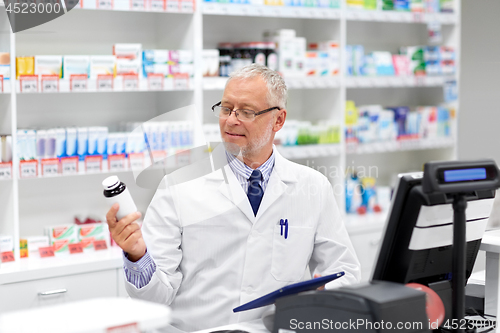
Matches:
[0,0,460,289]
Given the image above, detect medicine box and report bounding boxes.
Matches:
[77,223,109,250]
[45,225,78,253]
[90,56,116,79]
[35,56,63,78]
[63,56,90,78]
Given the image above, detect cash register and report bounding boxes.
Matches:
[273,160,500,333]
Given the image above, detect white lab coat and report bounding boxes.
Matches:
[125,147,361,332]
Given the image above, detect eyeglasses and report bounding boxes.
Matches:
[212,101,281,122]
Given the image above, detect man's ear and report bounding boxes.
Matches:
[273,109,287,132]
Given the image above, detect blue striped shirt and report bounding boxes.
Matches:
[123,148,276,289]
[225,149,275,194]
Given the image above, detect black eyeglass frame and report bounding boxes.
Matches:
[211,101,281,120]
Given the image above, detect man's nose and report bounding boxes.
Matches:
[226,110,240,125]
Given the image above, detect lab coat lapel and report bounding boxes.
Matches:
[256,149,297,219]
[217,164,256,224]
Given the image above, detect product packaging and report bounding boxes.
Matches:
[20,236,50,258]
[113,43,142,60]
[45,225,78,254]
[77,127,89,160]
[143,63,170,78]
[77,223,110,250]
[34,56,63,78]
[0,235,13,253]
[377,110,397,141]
[387,106,410,138]
[16,57,35,79]
[353,45,365,76]
[202,49,220,77]
[345,45,354,76]
[392,55,410,76]
[372,52,395,76]
[116,58,141,76]
[305,51,318,76]
[143,49,170,64]
[66,127,78,157]
[63,56,90,78]
[55,128,67,158]
[90,56,116,79]
[0,54,10,80]
[26,130,37,160]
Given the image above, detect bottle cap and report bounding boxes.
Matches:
[102,175,120,190]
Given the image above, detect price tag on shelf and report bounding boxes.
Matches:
[108,153,126,171]
[60,157,79,175]
[412,12,424,23]
[175,149,190,167]
[41,75,59,93]
[20,160,38,178]
[180,0,194,12]
[166,0,179,12]
[93,240,108,251]
[85,155,103,173]
[123,74,139,91]
[97,0,113,9]
[149,0,164,10]
[128,152,144,170]
[0,162,12,179]
[130,0,145,10]
[107,323,140,333]
[173,73,189,90]
[70,74,88,92]
[20,75,38,93]
[69,243,84,254]
[39,246,55,258]
[414,75,426,86]
[151,150,167,167]
[41,158,59,176]
[148,73,164,90]
[97,74,114,92]
[1,251,15,263]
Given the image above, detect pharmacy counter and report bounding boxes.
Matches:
[0,247,125,313]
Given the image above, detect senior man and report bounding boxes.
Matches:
[106,64,360,332]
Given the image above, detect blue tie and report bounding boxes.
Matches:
[248,169,263,216]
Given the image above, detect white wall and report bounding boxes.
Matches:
[459,0,500,164]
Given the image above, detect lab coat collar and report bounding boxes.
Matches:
[208,144,298,223]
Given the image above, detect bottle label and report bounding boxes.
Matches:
[255,53,266,66]
[267,53,278,71]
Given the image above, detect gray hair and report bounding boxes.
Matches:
[227,64,288,109]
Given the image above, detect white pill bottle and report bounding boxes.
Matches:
[102,175,138,220]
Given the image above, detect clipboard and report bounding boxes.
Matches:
[233,271,345,312]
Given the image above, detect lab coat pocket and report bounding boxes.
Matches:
[271,225,314,282]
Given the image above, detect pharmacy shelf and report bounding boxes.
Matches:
[202,3,341,19]
[276,143,341,159]
[0,247,123,284]
[346,137,455,155]
[15,77,194,94]
[345,10,457,24]
[203,76,340,90]
[344,211,388,234]
[345,75,454,88]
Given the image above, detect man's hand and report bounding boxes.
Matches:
[106,203,146,262]
[314,274,325,291]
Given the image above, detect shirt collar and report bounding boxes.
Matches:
[225,148,275,182]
